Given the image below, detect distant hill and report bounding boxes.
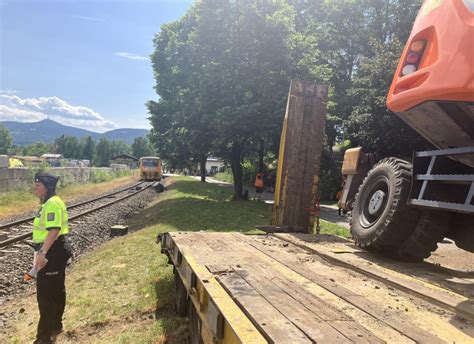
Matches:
[1,119,149,145]
[99,128,150,143]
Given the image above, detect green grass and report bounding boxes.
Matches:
[0,188,35,209]
[128,177,271,234]
[89,168,133,183]
[3,176,349,343]
[3,176,271,344]
[320,200,338,206]
[0,174,138,221]
[318,219,351,238]
[212,171,233,184]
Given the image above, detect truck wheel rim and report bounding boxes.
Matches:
[368,190,386,215]
[359,176,389,229]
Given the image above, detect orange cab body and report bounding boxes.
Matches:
[387,0,474,167]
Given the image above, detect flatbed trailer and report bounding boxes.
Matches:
[160,231,474,343]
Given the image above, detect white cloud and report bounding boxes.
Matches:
[115,52,150,61]
[0,95,118,132]
[0,105,44,122]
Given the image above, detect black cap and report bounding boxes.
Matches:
[34,172,59,190]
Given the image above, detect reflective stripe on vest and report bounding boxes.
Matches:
[32,195,69,243]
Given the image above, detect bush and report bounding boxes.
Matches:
[318,172,341,201]
[213,171,233,183]
[90,168,132,184]
[90,169,114,183]
[112,169,132,179]
[242,160,258,186]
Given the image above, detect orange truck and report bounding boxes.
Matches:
[341,0,474,261]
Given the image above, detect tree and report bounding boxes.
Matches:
[148,8,214,182]
[81,136,95,161]
[21,142,52,157]
[347,39,430,158]
[148,0,427,200]
[109,140,132,158]
[0,124,12,154]
[95,138,111,167]
[132,137,155,159]
[191,0,295,197]
[54,135,80,159]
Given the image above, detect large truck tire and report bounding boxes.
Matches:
[351,158,421,251]
[449,213,474,253]
[395,210,452,262]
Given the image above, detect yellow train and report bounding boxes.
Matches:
[139,156,163,181]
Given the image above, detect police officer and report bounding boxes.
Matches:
[32,172,71,344]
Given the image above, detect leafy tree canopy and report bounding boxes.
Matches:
[0,124,12,155]
[148,0,425,199]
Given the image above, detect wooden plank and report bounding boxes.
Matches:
[231,262,384,344]
[178,233,417,342]
[165,233,268,344]
[275,81,327,229]
[190,233,404,342]
[277,95,295,225]
[290,96,307,225]
[242,235,446,344]
[218,271,312,343]
[285,95,305,226]
[273,233,474,321]
[268,276,384,344]
[298,94,316,223]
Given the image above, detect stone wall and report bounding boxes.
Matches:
[0,166,128,193]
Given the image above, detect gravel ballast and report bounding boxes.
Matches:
[0,185,163,330]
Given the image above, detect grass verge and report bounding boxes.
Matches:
[0,174,139,221]
[318,219,351,238]
[212,171,233,184]
[3,176,271,343]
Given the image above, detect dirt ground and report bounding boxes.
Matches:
[427,239,474,272]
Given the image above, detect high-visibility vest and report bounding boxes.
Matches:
[32,195,69,243]
[255,173,264,188]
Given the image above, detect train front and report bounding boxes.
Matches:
[140,157,162,181]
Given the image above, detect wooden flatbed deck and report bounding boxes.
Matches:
[161,232,474,343]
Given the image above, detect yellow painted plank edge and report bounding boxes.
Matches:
[169,239,267,344]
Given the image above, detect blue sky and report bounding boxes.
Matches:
[0,0,193,132]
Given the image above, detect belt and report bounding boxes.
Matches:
[33,235,67,250]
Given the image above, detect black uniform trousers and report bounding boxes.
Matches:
[36,237,71,343]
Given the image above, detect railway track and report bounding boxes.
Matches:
[0,180,155,249]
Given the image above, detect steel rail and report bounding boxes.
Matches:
[0,181,146,230]
[0,181,155,248]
